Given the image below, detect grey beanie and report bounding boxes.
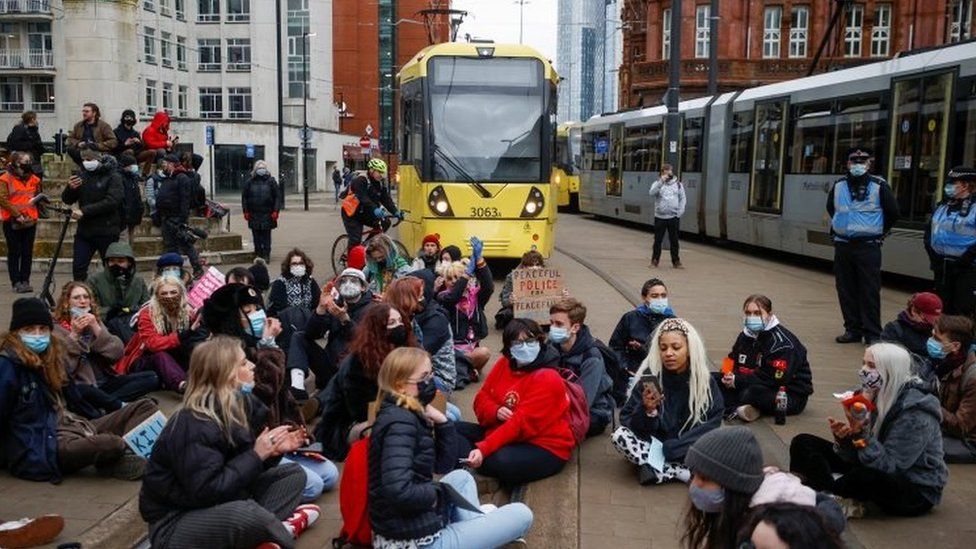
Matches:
[684,426,764,494]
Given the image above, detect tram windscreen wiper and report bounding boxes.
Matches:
[433,144,492,198]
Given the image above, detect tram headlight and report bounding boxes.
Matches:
[428,185,454,217]
[520,187,545,218]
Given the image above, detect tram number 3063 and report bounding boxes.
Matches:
[470,207,501,218]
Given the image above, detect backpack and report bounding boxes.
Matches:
[590,339,628,408]
[333,436,372,548]
[555,367,591,445]
[120,175,144,227]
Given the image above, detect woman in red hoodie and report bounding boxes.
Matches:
[459,318,575,485]
[142,112,175,157]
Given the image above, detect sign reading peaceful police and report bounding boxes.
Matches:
[511,267,563,324]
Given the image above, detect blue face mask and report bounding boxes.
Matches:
[927,337,948,360]
[945,184,958,199]
[510,341,541,366]
[247,309,267,339]
[689,485,725,513]
[549,326,571,344]
[239,381,255,394]
[70,306,90,318]
[744,315,765,332]
[20,333,50,354]
[849,163,868,177]
[648,298,668,315]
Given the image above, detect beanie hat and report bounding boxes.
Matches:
[157,253,184,269]
[118,154,138,168]
[338,268,367,287]
[684,426,764,495]
[442,245,462,262]
[422,233,441,248]
[248,257,271,292]
[347,245,367,270]
[10,298,53,332]
[162,153,181,164]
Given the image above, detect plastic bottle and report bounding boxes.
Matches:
[775,386,788,425]
[850,401,870,423]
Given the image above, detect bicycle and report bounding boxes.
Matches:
[331,210,411,276]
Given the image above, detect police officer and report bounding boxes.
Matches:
[925,167,976,316]
[339,158,402,250]
[827,148,900,344]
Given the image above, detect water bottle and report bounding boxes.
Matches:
[775,386,788,425]
[849,401,870,423]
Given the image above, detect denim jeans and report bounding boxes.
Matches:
[280,454,339,503]
[445,402,462,423]
[423,469,533,549]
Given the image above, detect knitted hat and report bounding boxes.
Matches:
[338,268,367,287]
[10,298,53,332]
[156,253,184,269]
[422,233,441,247]
[442,245,462,262]
[248,257,271,292]
[684,426,764,495]
[909,292,943,325]
[347,245,367,270]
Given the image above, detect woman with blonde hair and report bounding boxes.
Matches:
[140,336,320,548]
[242,158,281,261]
[790,342,947,517]
[114,275,198,392]
[611,317,723,486]
[368,347,534,548]
[435,237,493,380]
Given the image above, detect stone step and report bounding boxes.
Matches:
[40,153,77,181]
[4,249,257,275]
[32,215,226,240]
[0,232,242,258]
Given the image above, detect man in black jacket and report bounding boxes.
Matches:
[156,153,203,278]
[5,111,45,164]
[339,158,401,250]
[62,150,124,281]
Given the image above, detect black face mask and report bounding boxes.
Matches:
[109,264,133,280]
[388,325,408,346]
[416,377,437,406]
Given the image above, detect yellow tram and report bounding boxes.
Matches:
[396,42,559,259]
[554,121,582,210]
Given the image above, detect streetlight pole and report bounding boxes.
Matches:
[302,32,315,211]
[515,0,530,44]
[666,0,681,170]
[708,0,718,95]
[275,0,284,209]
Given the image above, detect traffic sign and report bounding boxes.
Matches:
[298,126,312,141]
[365,124,373,136]
[359,136,371,149]
[205,125,214,146]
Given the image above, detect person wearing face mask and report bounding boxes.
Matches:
[925,167,976,316]
[316,303,416,460]
[87,242,150,343]
[61,148,125,281]
[368,347,536,549]
[548,298,614,437]
[495,250,546,330]
[682,427,845,549]
[0,297,160,482]
[410,233,442,274]
[881,292,943,358]
[649,163,686,268]
[154,252,192,288]
[268,248,321,317]
[611,318,723,486]
[457,319,575,486]
[925,315,976,463]
[112,109,149,162]
[242,160,282,262]
[608,278,676,404]
[387,274,457,396]
[365,234,412,296]
[340,157,402,250]
[116,153,145,242]
[0,151,42,293]
[5,111,46,164]
[65,102,118,167]
[790,343,947,517]
[717,295,812,422]
[155,153,204,279]
[436,237,494,382]
[144,158,166,223]
[140,336,322,549]
[827,148,900,345]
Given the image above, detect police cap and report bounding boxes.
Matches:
[846,147,873,161]
[948,166,976,182]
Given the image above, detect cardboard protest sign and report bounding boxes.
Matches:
[511,267,563,324]
[123,410,168,459]
[186,267,226,309]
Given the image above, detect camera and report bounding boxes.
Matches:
[177,223,208,245]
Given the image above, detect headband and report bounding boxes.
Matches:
[659,318,690,336]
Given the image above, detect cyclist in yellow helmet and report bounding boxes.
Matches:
[340,158,403,250]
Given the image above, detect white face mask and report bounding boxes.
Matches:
[82,160,100,172]
[128,165,140,174]
[290,265,307,277]
[338,281,362,300]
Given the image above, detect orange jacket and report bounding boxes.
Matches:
[0,171,40,222]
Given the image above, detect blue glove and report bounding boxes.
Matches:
[470,236,484,262]
[395,210,405,220]
[373,207,386,219]
[465,259,477,276]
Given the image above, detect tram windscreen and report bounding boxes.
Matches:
[428,57,547,182]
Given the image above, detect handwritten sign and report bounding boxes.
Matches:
[123,410,168,459]
[511,267,563,324]
[186,266,227,309]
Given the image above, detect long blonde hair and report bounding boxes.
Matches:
[634,318,713,432]
[183,336,250,441]
[865,342,915,434]
[374,347,428,416]
[149,275,190,334]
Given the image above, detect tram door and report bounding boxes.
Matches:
[606,123,624,196]
[887,72,954,227]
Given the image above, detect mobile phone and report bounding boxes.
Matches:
[640,373,662,395]
[335,294,345,307]
[458,458,471,464]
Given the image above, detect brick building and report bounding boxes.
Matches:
[333,0,451,166]
[620,0,975,109]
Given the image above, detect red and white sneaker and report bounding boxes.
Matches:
[0,515,65,548]
[282,503,320,539]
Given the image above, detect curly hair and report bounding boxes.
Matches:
[280,248,314,277]
[53,281,100,324]
[347,303,415,379]
[149,275,191,334]
[0,330,67,392]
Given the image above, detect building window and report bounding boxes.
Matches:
[951,1,973,42]
[789,6,809,58]
[198,0,219,22]
[227,0,249,22]
[871,3,891,57]
[661,8,671,60]
[144,27,156,64]
[144,0,155,12]
[287,0,310,98]
[162,83,173,114]
[160,0,171,16]
[0,77,23,112]
[228,87,252,119]
[178,86,188,117]
[30,76,53,112]
[695,5,710,59]
[161,32,172,67]
[200,87,222,118]
[176,0,185,20]
[145,79,158,114]
[198,38,221,72]
[176,36,187,70]
[763,6,782,59]
[227,38,251,71]
[844,4,863,57]
[25,22,52,68]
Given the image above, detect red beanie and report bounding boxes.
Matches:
[347,245,367,270]
[422,233,441,247]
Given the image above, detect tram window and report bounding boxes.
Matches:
[400,81,424,165]
[584,131,609,171]
[789,102,833,174]
[749,100,787,213]
[728,111,753,173]
[623,125,662,172]
[682,117,704,172]
[833,94,887,175]
[952,79,976,168]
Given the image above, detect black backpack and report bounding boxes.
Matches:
[589,339,629,407]
[119,174,144,227]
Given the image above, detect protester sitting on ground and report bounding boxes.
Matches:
[242,160,281,262]
[249,256,272,292]
[6,111,45,163]
[549,298,614,437]
[53,281,158,407]
[65,103,118,167]
[62,149,124,281]
[718,294,813,422]
[316,303,414,460]
[226,266,255,286]
[496,250,546,330]
[0,150,42,294]
[139,336,321,549]
[155,252,192,288]
[789,342,947,518]
[459,318,574,486]
[368,346,535,548]
[269,248,321,317]
[364,234,411,296]
[611,318,723,486]
[114,275,196,392]
[439,244,462,267]
[0,297,159,482]
[436,237,493,380]
[347,243,367,270]
[736,503,845,549]
[410,233,441,274]
[608,278,675,386]
[882,292,943,358]
[88,242,150,343]
[926,315,976,463]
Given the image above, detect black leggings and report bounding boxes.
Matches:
[789,434,934,517]
[652,216,680,263]
[711,373,808,416]
[456,422,568,486]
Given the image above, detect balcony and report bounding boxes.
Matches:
[0,48,54,70]
[0,0,52,18]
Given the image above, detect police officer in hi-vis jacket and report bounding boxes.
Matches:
[925,167,976,316]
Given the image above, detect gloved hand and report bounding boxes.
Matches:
[465,259,477,276]
[470,236,484,262]
[373,207,386,220]
[271,211,279,221]
[395,210,405,220]
[243,212,251,221]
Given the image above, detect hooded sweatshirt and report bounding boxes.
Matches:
[551,324,615,427]
[142,112,171,150]
[649,175,686,219]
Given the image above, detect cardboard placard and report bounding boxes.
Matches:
[186,267,227,309]
[123,410,167,459]
[511,267,563,324]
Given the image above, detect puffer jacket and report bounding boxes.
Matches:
[551,325,614,428]
[367,397,460,541]
[154,167,193,220]
[438,261,494,344]
[727,319,814,396]
[316,354,379,460]
[648,176,686,219]
[411,269,456,390]
[141,112,171,151]
[609,305,675,374]
[938,355,976,443]
[881,312,932,359]
[241,173,281,231]
[60,155,124,238]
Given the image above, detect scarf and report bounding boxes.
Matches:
[936,350,968,380]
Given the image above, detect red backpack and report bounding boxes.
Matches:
[555,368,591,445]
[332,437,372,548]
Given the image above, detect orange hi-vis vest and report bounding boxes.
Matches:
[0,171,40,222]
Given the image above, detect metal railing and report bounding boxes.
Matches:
[0,0,51,15]
[0,48,54,69]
